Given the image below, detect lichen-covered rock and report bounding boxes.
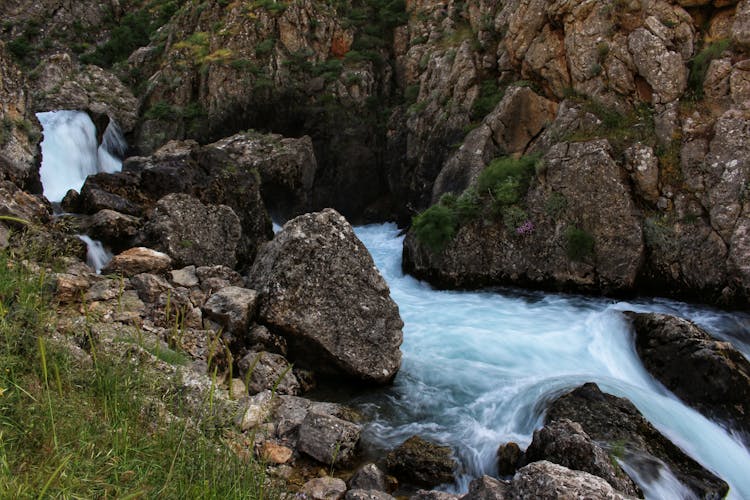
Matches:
[509,461,635,500]
[237,351,299,396]
[145,193,242,269]
[300,477,347,500]
[349,463,388,492]
[103,247,171,277]
[385,436,456,488]
[627,312,750,437]
[462,475,508,500]
[248,209,403,384]
[297,411,361,466]
[523,419,640,496]
[81,209,141,252]
[547,383,729,498]
[202,286,259,337]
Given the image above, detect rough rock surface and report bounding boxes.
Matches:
[627,312,750,437]
[202,286,258,337]
[349,463,388,492]
[300,477,348,500]
[145,193,242,269]
[237,351,300,396]
[523,419,640,496]
[81,209,141,252]
[509,461,635,500]
[385,436,456,488]
[248,209,403,384]
[297,411,362,466]
[103,247,172,277]
[345,490,394,500]
[547,383,729,498]
[405,140,644,294]
[497,442,522,476]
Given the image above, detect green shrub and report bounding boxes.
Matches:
[412,204,457,252]
[545,192,568,219]
[255,38,276,57]
[502,205,527,230]
[565,226,595,261]
[477,154,539,209]
[144,101,177,120]
[471,79,504,121]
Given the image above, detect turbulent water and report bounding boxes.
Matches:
[37,110,126,272]
[37,110,124,203]
[353,223,750,499]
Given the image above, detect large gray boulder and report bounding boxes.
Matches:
[627,312,750,438]
[297,411,362,466]
[145,193,241,269]
[248,209,403,384]
[509,461,636,500]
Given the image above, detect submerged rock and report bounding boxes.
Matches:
[626,312,750,438]
[248,209,403,384]
[385,435,456,488]
[547,383,729,498]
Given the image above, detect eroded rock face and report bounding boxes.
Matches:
[547,383,729,498]
[627,312,750,437]
[509,461,635,500]
[405,140,644,294]
[385,435,456,488]
[0,41,41,192]
[145,193,241,269]
[248,209,403,384]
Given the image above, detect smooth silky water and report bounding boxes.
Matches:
[37,110,125,271]
[352,223,750,499]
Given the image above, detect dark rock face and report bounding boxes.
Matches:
[496,442,522,476]
[462,475,509,500]
[547,383,729,499]
[404,140,644,295]
[523,419,640,496]
[385,435,456,488]
[627,312,750,437]
[349,463,388,492]
[202,286,258,337]
[145,193,242,269]
[248,209,403,385]
[81,209,141,252]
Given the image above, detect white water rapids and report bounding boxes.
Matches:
[353,223,750,499]
[37,110,125,271]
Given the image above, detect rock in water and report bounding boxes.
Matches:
[626,311,750,438]
[385,435,456,488]
[547,383,729,498]
[509,461,635,500]
[248,209,403,384]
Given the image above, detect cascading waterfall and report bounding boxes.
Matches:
[37,110,126,271]
[353,223,750,499]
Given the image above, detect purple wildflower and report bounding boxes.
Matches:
[516,220,535,235]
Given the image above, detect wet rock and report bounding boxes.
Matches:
[145,193,241,269]
[202,286,258,336]
[300,476,347,500]
[462,475,508,500]
[627,312,750,437]
[103,247,171,277]
[237,351,299,396]
[385,436,456,488]
[496,442,522,476]
[510,461,634,499]
[349,463,388,491]
[547,383,729,498]
[248,209,403,384]
[523,419,640,496]
[297,411,361,466]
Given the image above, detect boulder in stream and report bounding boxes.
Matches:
[547,383,729,498]
[248,209,403,384]
[626,311,750,438]
[385,435,456,488]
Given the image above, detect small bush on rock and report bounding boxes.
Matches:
[566,226,595,261]
[413,204,457,252]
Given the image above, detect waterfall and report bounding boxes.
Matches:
[37,110,125,203]
[37,110,126,272]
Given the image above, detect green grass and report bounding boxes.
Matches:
[0,248,276,498]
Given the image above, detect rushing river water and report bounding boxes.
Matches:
[352,223,750,499]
